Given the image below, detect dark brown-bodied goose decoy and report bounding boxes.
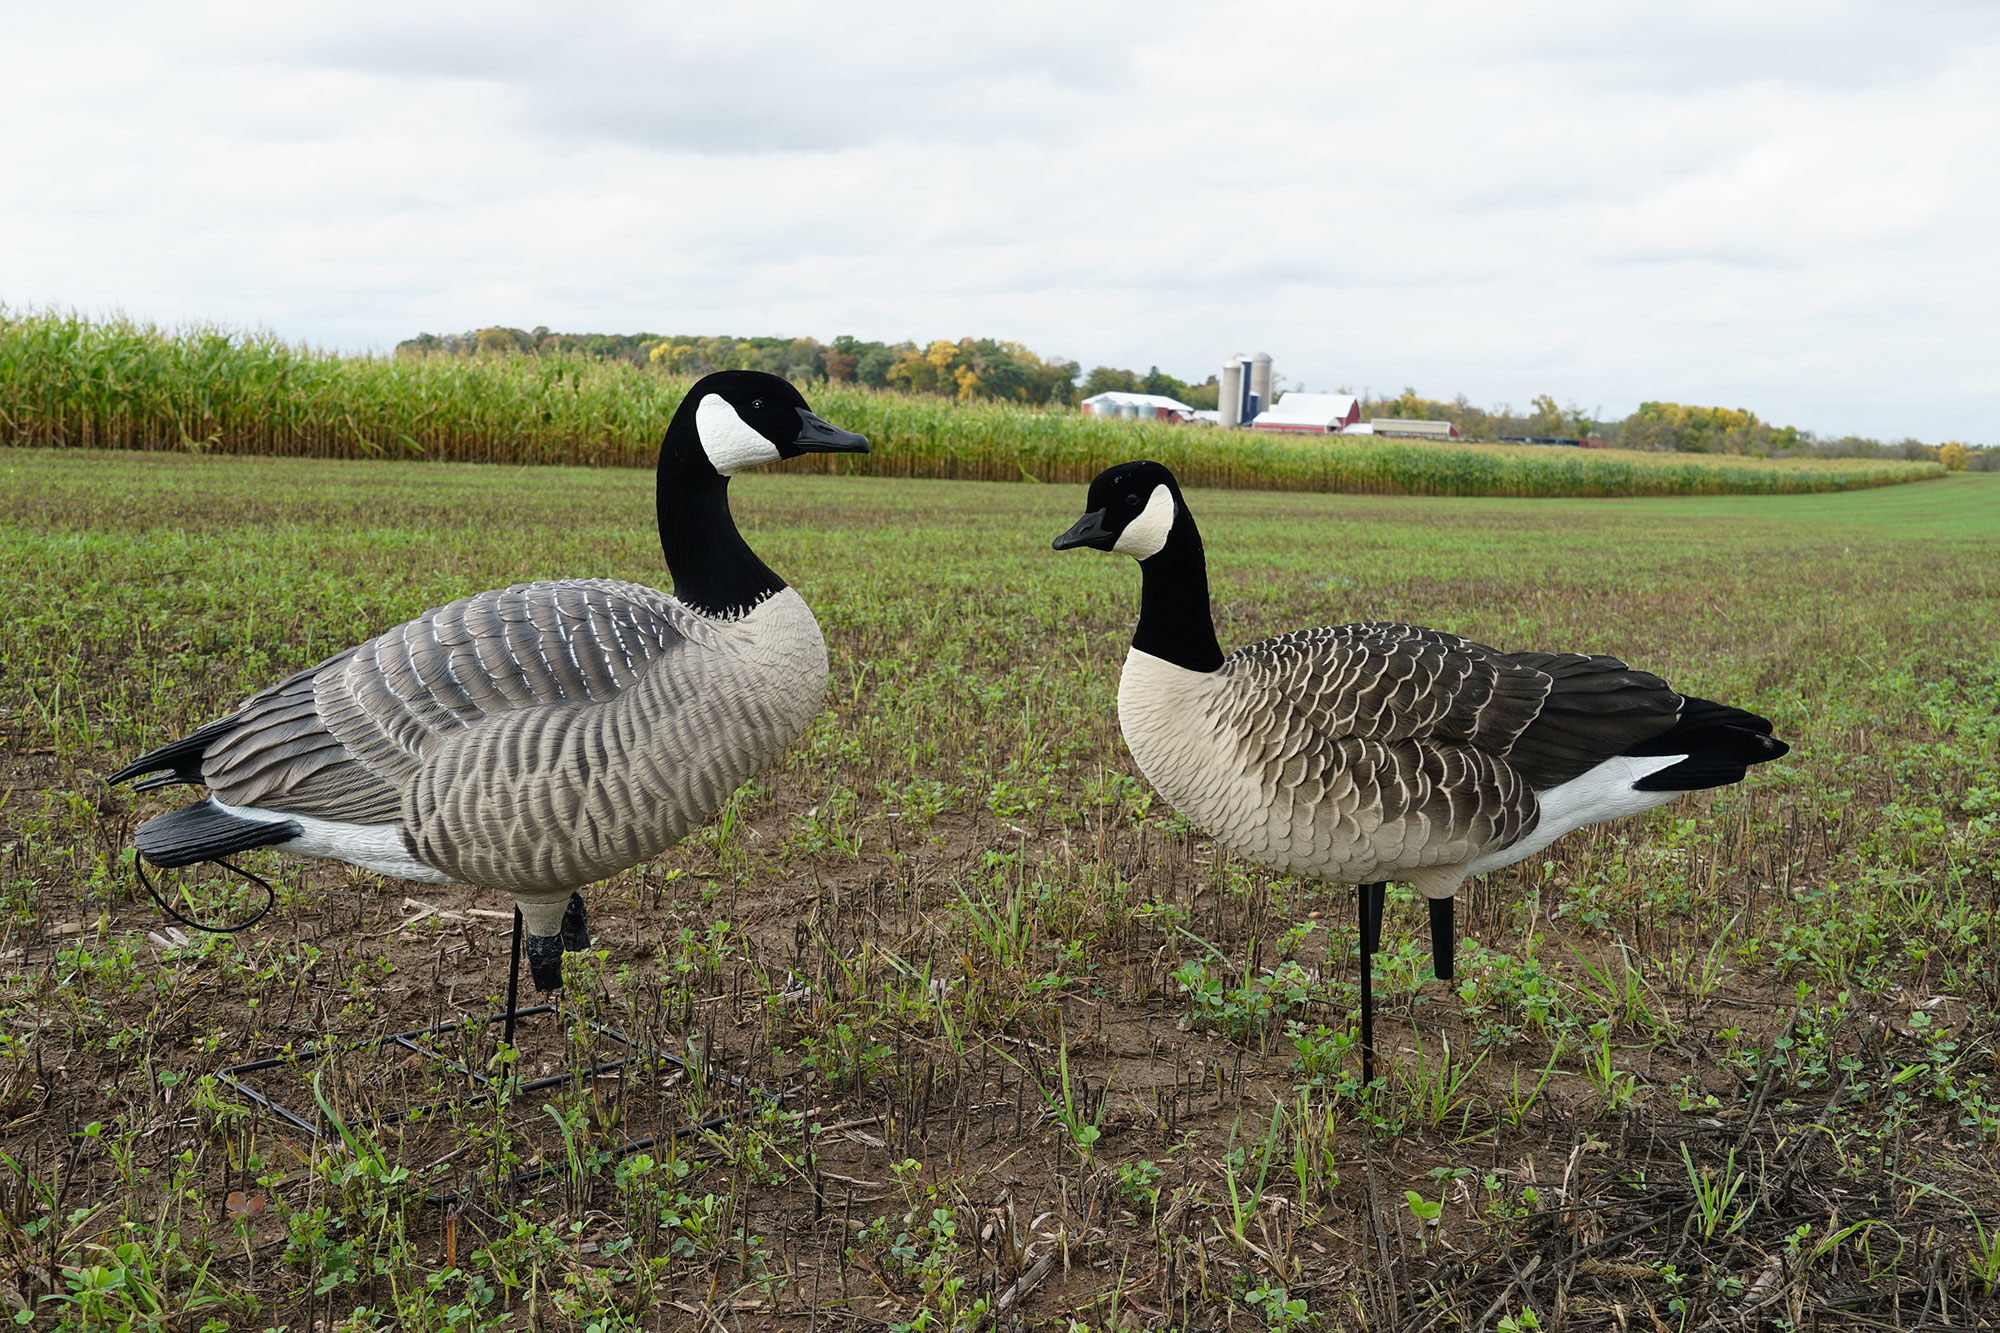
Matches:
[1054,460,1788,1085]
[110,370,867,993]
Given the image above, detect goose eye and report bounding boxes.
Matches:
[751,398,765,411]
[1124,493,1139,506]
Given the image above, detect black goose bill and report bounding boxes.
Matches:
[1053,509,1117,550]
[792,409,869,454]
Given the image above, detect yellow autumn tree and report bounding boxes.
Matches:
[1528,393,1566,436]
[884,343,938,394]
[1939,440,1970,470]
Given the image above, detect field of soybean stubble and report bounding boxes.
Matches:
[0,449,1995,1331]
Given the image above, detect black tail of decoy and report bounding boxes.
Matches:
[1627,697,1789,792]
[131,798,300,868]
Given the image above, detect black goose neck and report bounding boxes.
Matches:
[1132,514,1225,673]
[656,460,786,619]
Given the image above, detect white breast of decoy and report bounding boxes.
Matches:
[1118,647,1260,840]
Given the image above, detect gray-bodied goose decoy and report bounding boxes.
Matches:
[1054,460,1788,1084]
[110,370,867,992]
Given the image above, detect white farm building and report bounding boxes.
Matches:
[1344,418,1461,440]
[1250,392,1363,434]
[1080,391,1197,423]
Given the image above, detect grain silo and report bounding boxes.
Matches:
[1219,356,1246,428]
[1218,352,1275,428]
[1248,352,1273,420]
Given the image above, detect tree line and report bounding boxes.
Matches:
[1076,365,1222,409]
[398,325,1222,408]
[399,328,1082,406]
[1358,387,1990,468]
[395,328,1989,467]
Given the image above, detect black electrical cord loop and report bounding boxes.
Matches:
[135,856,276,934]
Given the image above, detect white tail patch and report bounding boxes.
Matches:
[1465,753,1686,876]
[211,798,458,884]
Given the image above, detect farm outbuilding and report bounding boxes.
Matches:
[1081,391,1198,423]
[1249,392,1362,434]
[1351,418,1461,440]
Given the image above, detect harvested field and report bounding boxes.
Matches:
[1,450,1995,1331]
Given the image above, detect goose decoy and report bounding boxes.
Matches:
[110,370,867,996]
[1054,460,1788,1085]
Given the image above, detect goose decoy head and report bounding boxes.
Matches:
[684,370,869,476]
[1053,459,1183,559]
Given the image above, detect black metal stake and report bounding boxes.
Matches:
[1429,896,1455,982]
[1359,881,1386,1087]
[201,893,783,1208]
[503,907,523,1050]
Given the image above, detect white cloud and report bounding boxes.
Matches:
[2,0,1995,440]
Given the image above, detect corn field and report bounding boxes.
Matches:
[0,310,1942,496]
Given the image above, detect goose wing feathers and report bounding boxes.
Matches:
[1221,622,1553,754]
[1195,623,1687,874]
[1199,623,1548,867]
[1497,651,1684,787]
[1220,623,1684,786]
[157,580,712,822]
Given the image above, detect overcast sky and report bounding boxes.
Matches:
[5,2,1995,441]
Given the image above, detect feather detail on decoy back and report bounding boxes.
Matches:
[109,371,868,991]
[1054,460,1789,1085]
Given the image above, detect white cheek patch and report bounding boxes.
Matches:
[1113,484,1176,559]
[696,395,783,475]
